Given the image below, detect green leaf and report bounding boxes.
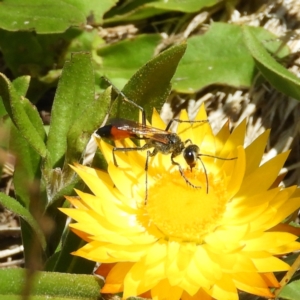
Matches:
[242,26,300,101]
[0,269,103,299]
[9,122,46,268]
[67,29,104,54]
[19,219,46,269]
[0,28,82,77]
[247,27,290,58]
[0,0,85,34]
[44,176,82,254]
[78,0,118,24]
[116,42,187,121]
[6,79,47,267]
[173,22,290,93]
[46,229,95,274]
[11,77,46,146]
[48,176,81,207]
[3,121,47,267]
[21,98,47,141]
[0,0,117,34]
[148,0,218,12]
[97,34,162,89]
[12,76,46,143]
[0,97,6,118]
[45,52,95,170]
[0,73,47,157]
[0,192,46,251]
[280,279,300,299]
[104,0,167,23]
[12,76,30,96]
[64,86,112,169]
[104,0,218,22]
[10,124,44,209]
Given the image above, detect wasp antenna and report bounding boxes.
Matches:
[166,118,208,132]
[173,119,208,124]
[165,119,173,131]
[197,156,209,193]
[199,154,238,161]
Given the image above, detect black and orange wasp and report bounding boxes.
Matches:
[96,78,237,200]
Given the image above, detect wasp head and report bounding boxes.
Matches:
[183,144,200,170]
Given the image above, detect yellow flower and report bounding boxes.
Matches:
[61,105,300,300]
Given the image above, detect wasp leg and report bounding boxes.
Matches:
[144,150,151,204]
[101,76,147,126]
[184,139,192,145]
[112,143,153,167]
[112,143,154,204]
[170,155,202,190]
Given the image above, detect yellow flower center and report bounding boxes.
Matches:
[145,168,228,243]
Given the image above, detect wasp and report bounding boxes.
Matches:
[96,116,237,195]
[96,78,237,199]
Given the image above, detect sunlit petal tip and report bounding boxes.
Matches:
[63,195,87,209]
[61,105,300,300]
[68,162,81,173]
[196,103,208,120]
[151,107,166,129]
[96,137,114,163]
[152,107,160,118]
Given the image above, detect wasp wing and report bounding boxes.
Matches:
[97,118,170,144]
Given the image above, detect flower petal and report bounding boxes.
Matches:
[244,130,270,176]
[101,262,133,293]
[236,151,290,197]
[61,106,300,300]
